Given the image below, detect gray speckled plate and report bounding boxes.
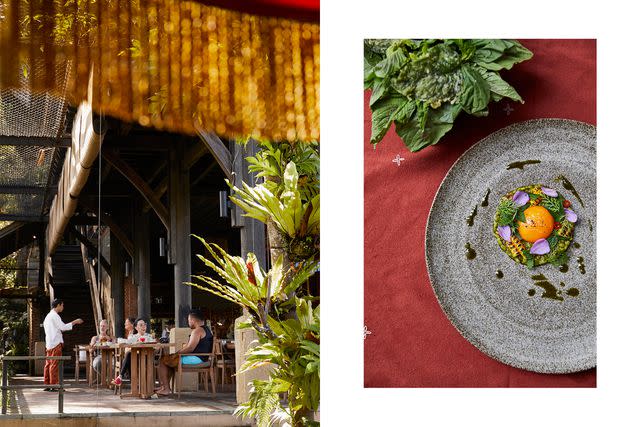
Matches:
[425,119,596,374]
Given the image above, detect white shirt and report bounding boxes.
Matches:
[43,309,74,350]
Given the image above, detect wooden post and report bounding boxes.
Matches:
[58,361,64,413]
[169,142,191,327]
[230,140,269,405]
[134,204,151,321]
[110,238,125,337]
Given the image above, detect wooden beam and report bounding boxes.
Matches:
[0,215,46,222]
[110,237,125,337]
[133,204,151,320]
[101,148,170,230]
[142,142,205,214]
[0,186,53,194]
[0,136,71,147]
[0,288,39,299]
[79,242,103,332]
[68,227,111,276]
[194,122,233,181]
[169,143,191,327]
[77,198,134,258]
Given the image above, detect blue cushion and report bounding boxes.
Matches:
[181,355,204,365]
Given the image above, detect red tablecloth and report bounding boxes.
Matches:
[364,39,596,387]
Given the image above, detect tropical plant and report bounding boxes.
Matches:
[186,237,320,427]
[228,161,319,262]
[245,141,319,201]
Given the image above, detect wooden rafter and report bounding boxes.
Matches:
[101,148,170,230]
[77,198,134,258]
[68,227,111,276]
[142,141,208,213]
[194,122,233,181]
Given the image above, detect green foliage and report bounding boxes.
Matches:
[540,194,563,213]
[229,162,319,259]
[190,140,320,426]
[187,239,319,427]
[365,39,532,152]
[245,141,319,202]
[188,236,318,317]
[496,199,517,226]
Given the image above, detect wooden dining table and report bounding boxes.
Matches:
[119,342,172,399]
[86,344,117,388]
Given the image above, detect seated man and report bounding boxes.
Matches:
[89,319,113,381]
[155,309,213,396]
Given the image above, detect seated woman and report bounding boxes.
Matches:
[155,309,213,396]
[111,317,138,385]
[89,319,113,381]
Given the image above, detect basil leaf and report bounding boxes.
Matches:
[476,67,523,103]
[373,47,408,79]
[369,93,406,146]
[370,79,387,106]
[391,99,417,124]
[474,40,533,71]
[458,64,490,115]
[395,108,456,152]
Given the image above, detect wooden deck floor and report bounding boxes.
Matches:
[1,375,250,426]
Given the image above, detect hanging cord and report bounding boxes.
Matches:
[95,109,102,400]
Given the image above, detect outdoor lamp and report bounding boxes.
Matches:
[219,190,229,218]
[124,260,130,277]
[159,236,166,257]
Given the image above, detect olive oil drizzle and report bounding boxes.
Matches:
[528,289,536,296]
[507,160,541,170]
[573,242,581,248]
[567,288,580,297]
[465,242,476,260]
[531,274,563,301]
[577,257,586,274]
[554,174,585,207]
[466,205,478,226]
[495,270,503,279]
[559,264,569,273]
[481,189,491,207]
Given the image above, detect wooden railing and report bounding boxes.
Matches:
[0,355,71,414]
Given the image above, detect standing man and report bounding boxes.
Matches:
[43,299,83,391]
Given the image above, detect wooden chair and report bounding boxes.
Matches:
[213,339,236,391]
[74,345,88,384]
[174,346,216,399]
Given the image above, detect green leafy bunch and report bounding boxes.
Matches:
[365,39,533,152]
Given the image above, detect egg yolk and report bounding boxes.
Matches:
[518,205,554,243]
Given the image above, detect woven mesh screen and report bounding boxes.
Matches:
[0,58,69,219]
[0,193,43,216]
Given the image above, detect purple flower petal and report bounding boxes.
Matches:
[512,191,529,207]
[530,238,551,255]
[564,208,578,223]
[541,187,558,197]
[497,225,511,241]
